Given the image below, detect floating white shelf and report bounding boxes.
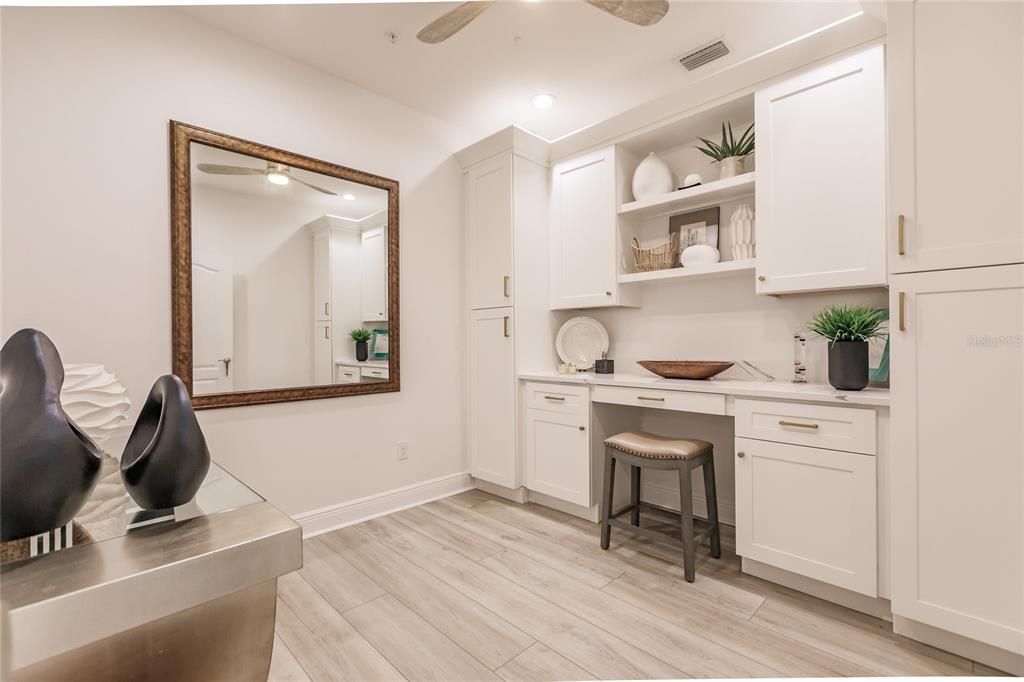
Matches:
[618,258,756,284]
[619,172,755,219]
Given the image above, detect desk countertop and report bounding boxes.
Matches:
[519,371,890,407]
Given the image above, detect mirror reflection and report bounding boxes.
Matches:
[190,142,389,394]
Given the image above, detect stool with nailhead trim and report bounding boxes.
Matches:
[599,431,721,582]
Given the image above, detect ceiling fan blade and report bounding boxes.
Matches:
[417,1,494,44]
[196,163,266,176]
[584,0,669,27]
[291,177,338,196]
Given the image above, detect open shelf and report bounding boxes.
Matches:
[619,172,755,220]
[618,258,756,284]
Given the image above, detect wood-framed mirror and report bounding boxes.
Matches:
[170,121,399,409]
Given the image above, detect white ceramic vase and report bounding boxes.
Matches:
[680,244,721,267]
[719,156,744,179]
[729,204,756,260]
[631,152,674,201]
[60,363,132,452]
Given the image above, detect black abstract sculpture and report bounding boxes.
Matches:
[0,329,103,541]
[120,374,210,509]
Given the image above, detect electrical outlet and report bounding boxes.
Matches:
[396,440,409,461]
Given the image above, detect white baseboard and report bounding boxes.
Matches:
[742,557,892,620]
[295,471,473,539]
[893,615,1024,676]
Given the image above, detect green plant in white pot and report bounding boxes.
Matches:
[808,305,887,391]
[696,122,754,180]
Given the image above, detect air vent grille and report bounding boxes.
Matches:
[678,41,730,71]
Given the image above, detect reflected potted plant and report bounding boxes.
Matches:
[696,122,755,179]
[350,328,372,362]
[808,305,888,391]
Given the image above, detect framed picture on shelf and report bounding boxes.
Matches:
[669,206,720,251]
[370,329,389,359]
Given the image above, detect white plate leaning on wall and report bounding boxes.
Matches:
[555,317,610,371]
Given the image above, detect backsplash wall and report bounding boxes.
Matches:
[559,276,888,384]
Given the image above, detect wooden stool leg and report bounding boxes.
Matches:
[630,465,641,527]
[678,464,696,582]
[600,448,616,550]
[702,453,721,559]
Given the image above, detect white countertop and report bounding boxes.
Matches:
[336,359,389,369]
[518,371,890,407]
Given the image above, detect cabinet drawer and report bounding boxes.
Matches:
[734,399,876,455]
[736,437,877,596]
[525,382,589,415]
[361,366,389,381]
[591,385,725,415]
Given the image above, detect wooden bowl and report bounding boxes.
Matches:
[637,360,734,380]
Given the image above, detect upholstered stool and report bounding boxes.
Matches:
[599,431,721,582]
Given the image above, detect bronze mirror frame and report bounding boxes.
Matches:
[170,121,400,409]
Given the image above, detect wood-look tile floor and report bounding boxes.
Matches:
[269,490,1000,681]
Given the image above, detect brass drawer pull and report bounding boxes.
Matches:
[898,291,906,331]
[503,275,511,298]
[637,396,665,402]
[897,214,906,256]
[503,316,510,338]
[544,395,565,402]
[779,420,819,430]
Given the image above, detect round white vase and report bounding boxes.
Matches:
[729,204,756,260]
[61,363,132,454]
[631,152,674,201]
[719,156,744,179]
[680,244,721,267]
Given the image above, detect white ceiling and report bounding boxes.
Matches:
[183,1,866,142]
[191,143,388,221]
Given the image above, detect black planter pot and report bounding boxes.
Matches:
[356,341,369,362]
[0,329,103,541]
[120,374,211,510]
[827,341,869,391]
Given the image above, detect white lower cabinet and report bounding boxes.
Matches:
[469,308,517,488]
[524,383,591,507]
[890,265,1024,654]
[735,436,877,597]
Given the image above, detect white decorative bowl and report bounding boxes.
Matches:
[631,153,674,201]
[680,244,721,267]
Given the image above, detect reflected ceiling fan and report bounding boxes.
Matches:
[196,161,337,195]
[416,0,669,44]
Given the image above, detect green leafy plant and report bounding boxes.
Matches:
[808,305,888,344]
[696,122,755,162]
[350,328,372,343]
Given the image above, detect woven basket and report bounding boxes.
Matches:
[631,234,679,272]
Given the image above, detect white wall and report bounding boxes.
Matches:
[1,7,470,516]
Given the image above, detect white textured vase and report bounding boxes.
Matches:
[60,363,132,451]
[631,152,674,201]
[730,204,756,260]
[719,156,744,179]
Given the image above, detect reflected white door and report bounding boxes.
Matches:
[192,263,234,395]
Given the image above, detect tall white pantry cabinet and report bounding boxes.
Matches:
[461,129,553,491]
[888,1,1024,668]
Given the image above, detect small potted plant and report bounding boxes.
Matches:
[808,305,887,391]
[696,122,755,179]
[350,328,372,362]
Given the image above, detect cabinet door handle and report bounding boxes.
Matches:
[758,275,766,283]
[605,291,612,296]
[637,396,665,402]
[503,316,510,338]
[503,275,510,298]
[579,425,586,431]
[737,451,746,459]
[898,291,906,331]
[324,302,329,316]
[897,214,906,256]
[778,420,818,430]
[544,395,565,401]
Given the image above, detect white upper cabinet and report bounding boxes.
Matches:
[890,265,1024,654]
[888,3,1024,273]
[755,46,887,294]
[361,227,388,322]
[467,154,514,310]
[313,228,332,321]
[550,146,636,309]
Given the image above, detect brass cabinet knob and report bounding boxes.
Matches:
[757,276,766,282]
[737,451,746,458]
[579,426,585,431]
[605,291,612,296]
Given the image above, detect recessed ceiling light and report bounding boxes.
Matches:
[531,93,556,109]
[343,193,356,201]
[267,171,289,186]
